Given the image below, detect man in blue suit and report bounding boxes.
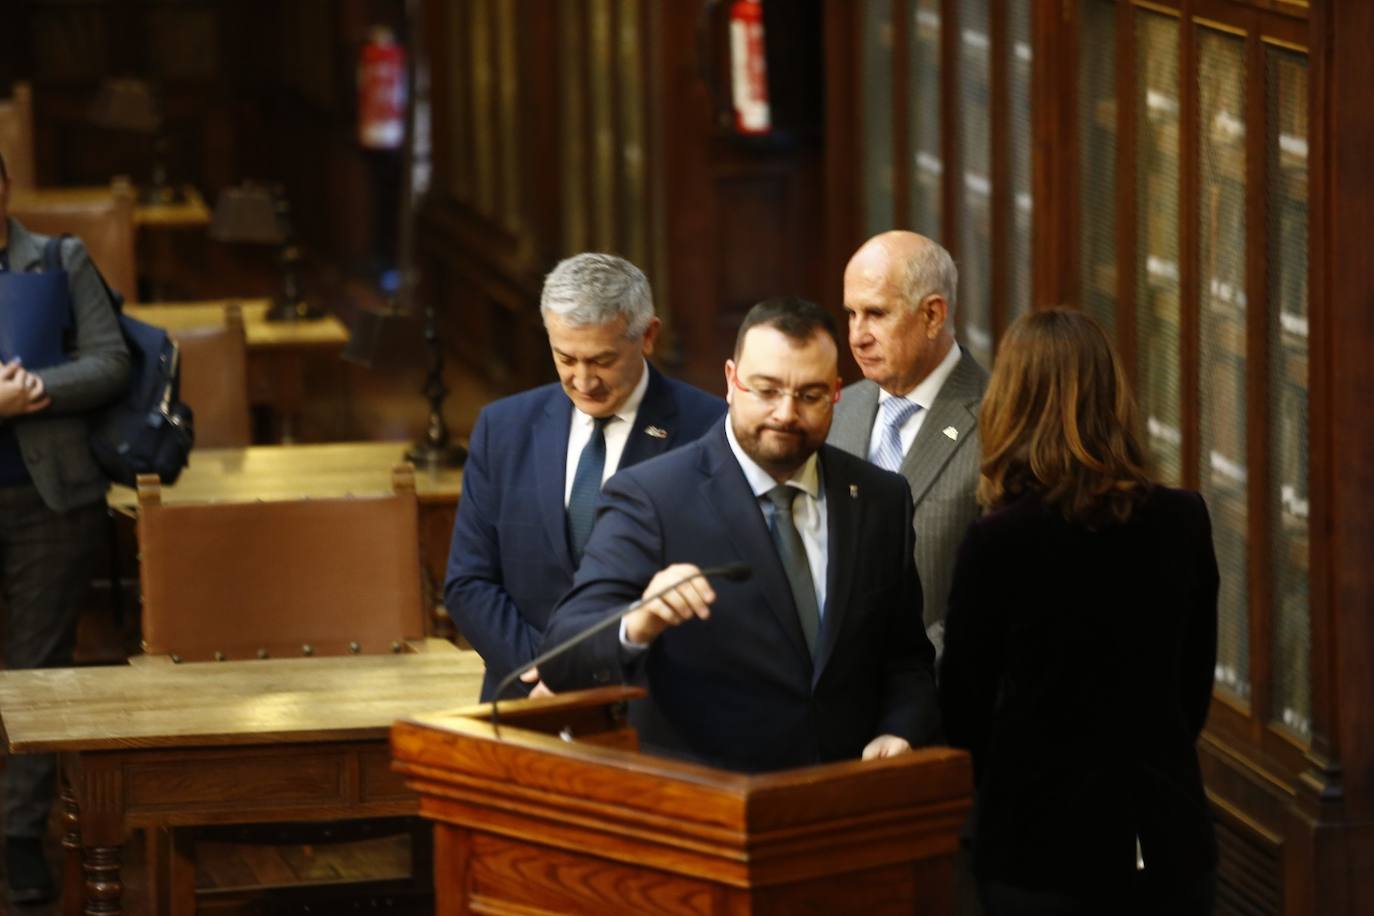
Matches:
[445,253,724,701]
[540,298,939,772]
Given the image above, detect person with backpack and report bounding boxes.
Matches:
[0,151,129,905]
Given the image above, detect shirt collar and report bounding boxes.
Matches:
[724,417,822,501]
[572,359,651,429]
[878,340,962,410]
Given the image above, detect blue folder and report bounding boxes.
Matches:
[0,272,69,370]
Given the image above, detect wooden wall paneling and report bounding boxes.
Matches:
[940,0,962,329]
[1321,0,1374,910]
[823,0,862,340]
[989,0,1010,342]
[892,0,913,231]
[1031,0,1078,311]
[559,1,590,253]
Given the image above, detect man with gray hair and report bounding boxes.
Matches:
[827,231,988,655]
[445,252,724,700]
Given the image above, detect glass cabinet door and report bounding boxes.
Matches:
[1267,45,1310,740]
[909,0,942,237]
[1196,25,1250,704]
[1134,9,1183,486]
[957,0,993,365]
[862,0,896,235]
[1079,0,1118,338]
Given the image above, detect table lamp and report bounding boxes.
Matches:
[343,301,466,468]
[208,183,323,322]
[88,78,179,206]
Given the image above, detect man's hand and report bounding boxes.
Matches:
[623,562,716,646]
[0,360,50,417]
[861,734,912,761]
[519,666,554,699]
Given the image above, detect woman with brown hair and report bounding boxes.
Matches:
[940,308,1219,915]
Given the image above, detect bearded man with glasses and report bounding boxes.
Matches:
[539,297,939,773]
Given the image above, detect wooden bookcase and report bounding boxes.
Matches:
[828,2,1373,914]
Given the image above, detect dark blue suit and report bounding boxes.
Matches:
[445,364,724,700]
[540,421,940,773]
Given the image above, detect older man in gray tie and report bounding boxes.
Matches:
[827,231,988,655]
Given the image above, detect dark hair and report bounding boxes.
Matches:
[733,297,837,359]
[978,308,1151,526]
[0,150,8,184]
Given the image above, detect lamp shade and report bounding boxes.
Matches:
[209,185,286,245]
[89,78,162,134]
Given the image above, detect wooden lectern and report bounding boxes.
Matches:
[392,687,973,914]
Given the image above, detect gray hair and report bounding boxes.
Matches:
[900,240,958,313]
[540,253,655,339]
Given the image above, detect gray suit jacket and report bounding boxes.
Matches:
[828,347,988,651]
[2,218,129,512]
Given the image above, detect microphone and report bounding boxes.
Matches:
[489,562,752,738]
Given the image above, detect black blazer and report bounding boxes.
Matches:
[939,487,1219,897]
[444,364,724,700]
[540,421,940,772]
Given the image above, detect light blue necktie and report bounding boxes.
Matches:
[869,397,922,472]
[566,416,612,563]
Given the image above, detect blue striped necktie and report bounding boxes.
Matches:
[567,416,612,563]
[869,397,922,472]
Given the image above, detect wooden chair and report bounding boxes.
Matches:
[0,81,36,189]
[142,302,253,448]
[133,464,443,910]
[8,178,138,300]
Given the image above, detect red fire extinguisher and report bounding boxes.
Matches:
[729,0,771,135]
[358,26,407,150]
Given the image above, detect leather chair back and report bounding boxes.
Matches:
[9,178,138,300]
[166,303,252,448]
[0,82,36,189]
[135,465,425,662]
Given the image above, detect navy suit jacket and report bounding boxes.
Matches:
[539,421,940,773]
[444,364,724,700]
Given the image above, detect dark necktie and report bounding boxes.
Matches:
[566,416,612,563]
[763,485,820,655]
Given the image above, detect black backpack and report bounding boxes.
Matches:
[43,237,194,487]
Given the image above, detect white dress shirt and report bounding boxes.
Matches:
[726,420,828,613]
[564,361,650,506]
[866,342,963,461]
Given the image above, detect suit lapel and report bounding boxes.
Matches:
[813,448,861,682]
[830,381,880,458]
[699,427,812,665]
[534,390,575,571]
[618,364,679,470]
[900,351,984,504]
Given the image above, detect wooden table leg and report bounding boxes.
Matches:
[60,774,84,916]
[71,754,126,915]
[82,844,122,915]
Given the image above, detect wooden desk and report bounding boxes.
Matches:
[131,186,211,230]
[9,184,210,229]
[107,441,461,512]
[106,441,464,637]
[0,649,485,914]
[125,301,351,441]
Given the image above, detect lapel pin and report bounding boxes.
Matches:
[644,425,668,439]
[849,484,859,499]
[943,426,959,441]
